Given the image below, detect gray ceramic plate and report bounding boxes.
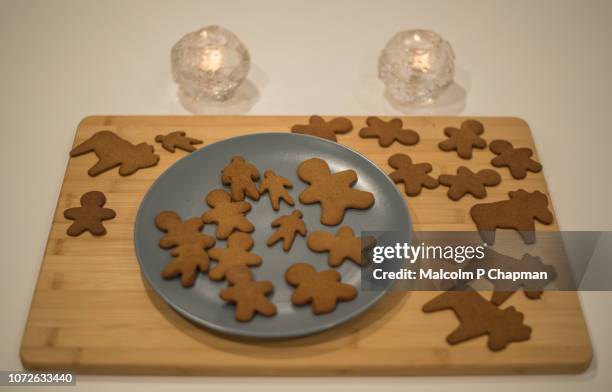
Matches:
[134,133,412,339]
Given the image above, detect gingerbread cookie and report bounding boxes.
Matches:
[267,210,307,251]
[388,153,438,196]
[208,232,262,281]
[259,170,294,210]
[201,189,254,240]
[490,140,542,179]
[155,131,202,153]
[291,115,353,142]
[438,120,487,159]
[307,226,372,267]
[298,157,374,225]
[470,189,553,244]
[221,156,260,201]
[63,191,116,236]
[219,266,277,322]
[438,166,501,200]
[155,211,215,287]
[358,116,419,147]
[422,289,532,351]
[285,263,357,314]
[70,130,159,176]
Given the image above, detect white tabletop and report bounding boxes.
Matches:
[1,0,611,391]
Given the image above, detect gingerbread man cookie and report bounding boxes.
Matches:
[291,115,353,142]
[267,210,307,251]
[422,289,532,351]
[438,166,501,200]
[470,189,554,244]
[63,191,116,236]
[285,263,357,314]
[201,189,254,240]
[490,140,542,179]
[358,116,419,147]
[307,226,372,267]
[208,232,262,281]
[297,157,375,226]
[388,153,439,196]
[155,131,202,153]
[259,170,294,210]
[70,130,159,176]
[221,156,261,201]
[438,120,487,159]
[219,266,277,322]
[155,211,216,287]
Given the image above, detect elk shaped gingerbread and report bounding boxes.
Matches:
[267,210,307,251]
[297,157,374,226]
[219,266,277,322]
[422,289,532,351]
[470,189,553,244]
[291,115,353,142]
[70,130,159,176]
[438,166,501,200]
[155,211,216,287]
[438,120,487,159]
[201,189,254,240]
[307,226,372,267]
[489,140,542,179]
[221,156,261,201]
[155,131,202,153]
[388,153,439,196]
[259,170,294,210]
[358,116,419,147]
[285,263,357,314]
[208,232,262,281]
[63,191,116,236]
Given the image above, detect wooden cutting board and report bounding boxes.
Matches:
[20,116,592,375]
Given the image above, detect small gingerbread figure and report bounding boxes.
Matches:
[259,170,294,210]
[202,189,254,240]
[155,131,202,153]
[155,211,216,287]
[489,140,542,179]
[219,266,277,322]
[63,191,116,236]
[438,120,487,159]
[291,115,353,142]
[307,226,372,267]
[221,156,261,201]
[358,116,419,147]
[208,232,262,281]
[285,263,357,314]
[266,210,307,251]
[388,153,439,196]
[438,166,501,200]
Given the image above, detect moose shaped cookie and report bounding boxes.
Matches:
[285,263,357,314]
[201,189,254,240]
[267,210,307,251]
[489,140,542,179]
[470,189,553,244]
[307,226,373,267]
[208,232,262,281]
[422,289,532,351]
[259,170,294,210]
[219,266,277,322]
[438,166,501,200]
[63,191,116,236]
[291,115,353,142]
[221,156,261,201]
[155,131,202,153]
[358,116,419,147]
[388,153,439,196]
[297,157,374,226]
[438,120,487,159]
[155,211,216,287]
[70,130,159,176]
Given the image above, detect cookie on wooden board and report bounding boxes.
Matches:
[285,263,357,314]
[307,226,373,267]
[422,289,532,351]
[490,140,542,179]
[63,191,116,236]
[438,120,487,159]
[155,131,202,153]
[298,157,375,226]
[267,210,307,251]
[388,153,438,196]
[438,166,501,200]
[70,130,159,176]
[358,116,419,147]
[221,156,261,201]
[291,115,353,142]
[259,170,294,211]
[208,232,262,281]
[201,189,254,240]
[219,266,277,322]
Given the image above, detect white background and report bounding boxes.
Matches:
[1,0,611,391]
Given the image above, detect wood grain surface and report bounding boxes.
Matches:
[20,116,592,375]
